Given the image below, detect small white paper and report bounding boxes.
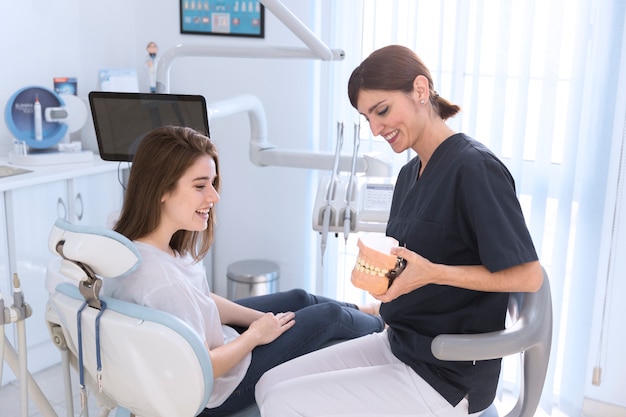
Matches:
[98,69,139,92]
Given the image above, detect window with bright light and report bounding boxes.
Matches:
[324,1,624,415]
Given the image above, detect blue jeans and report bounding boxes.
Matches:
[197,289,384,416]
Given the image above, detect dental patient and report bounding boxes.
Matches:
[103,125,384,416]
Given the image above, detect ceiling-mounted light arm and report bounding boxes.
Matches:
[156,45,343,94]
[261,0,339,61]
[156,0,344,93]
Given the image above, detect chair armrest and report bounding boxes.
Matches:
[432,275,552,362]
[432,318,534,361]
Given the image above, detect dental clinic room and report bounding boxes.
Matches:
[1,1,625,417]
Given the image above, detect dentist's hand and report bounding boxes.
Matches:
[248,311,296,345]
[372,246,434,303]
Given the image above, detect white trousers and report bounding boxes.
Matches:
[255,330,483,417]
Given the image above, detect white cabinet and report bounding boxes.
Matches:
[69,171,125,226]
[0,161,125,380]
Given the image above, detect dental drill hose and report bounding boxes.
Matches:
[321,205,331,264]
[344,123,360,244]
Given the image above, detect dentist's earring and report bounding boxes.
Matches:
[420,99,425,104]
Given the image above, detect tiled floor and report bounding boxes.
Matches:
[1,362,114,417]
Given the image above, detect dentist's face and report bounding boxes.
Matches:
[161,155,220,233]
[357,89,422,154]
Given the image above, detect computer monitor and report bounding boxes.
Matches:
[89,91,209,162]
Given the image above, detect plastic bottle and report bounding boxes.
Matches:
[34,95,43,140]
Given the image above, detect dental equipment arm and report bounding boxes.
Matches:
[155,0,394,240]
[156,44,343,93]
[156,0,343,94]
[205,95,392,177]
[155,0,392,177]
[261,0,338,61]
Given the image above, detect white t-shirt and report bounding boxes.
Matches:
[103,241,251,408]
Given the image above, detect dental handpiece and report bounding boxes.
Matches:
[0,291,5,325]
[321,122,345,263]
[12,273,25,319]
[0,291,4,386]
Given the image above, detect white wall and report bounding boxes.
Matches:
[0,0,329,296]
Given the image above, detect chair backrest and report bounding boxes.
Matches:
[45,219,214,417]
[431,268,553,417]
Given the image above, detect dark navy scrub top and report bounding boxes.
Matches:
[381,133,538,413]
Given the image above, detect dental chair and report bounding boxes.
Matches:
[44,217,550,417]
[45,219,261,417]
[431,268,553,417]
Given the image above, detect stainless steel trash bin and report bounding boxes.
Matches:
[227,259,279,300]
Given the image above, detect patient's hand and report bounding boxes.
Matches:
[248,311,296,345]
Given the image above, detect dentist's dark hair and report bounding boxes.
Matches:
[348,45,460,121]
[114,125,220,262]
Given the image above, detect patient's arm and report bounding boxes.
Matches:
[211,293,264,326]
[208,293,296,378]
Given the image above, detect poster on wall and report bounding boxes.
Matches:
[180,0,264,38]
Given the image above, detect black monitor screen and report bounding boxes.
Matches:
[89,91,209,162]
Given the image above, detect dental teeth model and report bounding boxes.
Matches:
[351,234,407,295]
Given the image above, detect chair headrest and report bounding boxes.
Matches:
[49,218,141,278]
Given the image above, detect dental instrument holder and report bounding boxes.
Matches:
[1,274,35,417]
[313,168,395,234]
[319,122,345,262]
[313,123,394,241]
[1,278,33,331]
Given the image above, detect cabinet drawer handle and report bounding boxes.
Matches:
[75,193,84,221]
[57,198,67,220]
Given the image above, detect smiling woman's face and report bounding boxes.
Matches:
[160,155,220,235]
[357,88,423,154]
